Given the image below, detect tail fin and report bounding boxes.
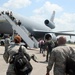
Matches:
[50,11,55,22]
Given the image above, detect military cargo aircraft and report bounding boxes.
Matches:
[0,11,75,48]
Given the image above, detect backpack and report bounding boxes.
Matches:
[65,47,75,75]
[10,46,33,75]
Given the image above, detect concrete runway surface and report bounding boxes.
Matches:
[0,44,75,75]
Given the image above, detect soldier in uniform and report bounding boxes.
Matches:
[46,36,73,75]
[3,35,31,75]
[4,34,11,51]
[45,34,55,62]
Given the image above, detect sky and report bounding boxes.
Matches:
[0,0,75,41]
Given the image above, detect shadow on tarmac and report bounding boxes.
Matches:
[34,60,48,64]
[0,53,3,55]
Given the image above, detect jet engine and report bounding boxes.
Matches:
[44,19,55,29]
[44,33,57,42]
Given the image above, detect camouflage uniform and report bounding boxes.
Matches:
[3,44,30,75]
[47,45,72,75]
[45,40,55,61]
[5,37,10,51]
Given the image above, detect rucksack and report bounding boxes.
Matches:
[10,46,33,75]
[65,47,75,75]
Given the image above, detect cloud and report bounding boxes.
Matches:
[30,1,63,24]
[55,13,75,31]
[29,1,75,32]
[33,1,63,17]
[0,7,6,11]
[35,0,41,2]
[30,15,45,25]
[54,13,75,41]
[3,0,31,9]
[0,7,10,11]
[35,0,45,2]
[30,12,75,31]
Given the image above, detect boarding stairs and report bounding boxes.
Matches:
[20,25,39,48]
[31,36,39,48]
[20,25,30,36]
[2,14,35,48]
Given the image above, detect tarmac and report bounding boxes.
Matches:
[0,44,75,75]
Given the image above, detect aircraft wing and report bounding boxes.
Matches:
[57,30,74,32]
[53,32,75,36]
[33,29,75,36]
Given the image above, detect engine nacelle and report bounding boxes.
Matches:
[44,33,57,42]
[44,19,55,29]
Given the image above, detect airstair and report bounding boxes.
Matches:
[2,14,35,48]
[20,25,30,36]
[31,36,39,48]
[20,25,39,48]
